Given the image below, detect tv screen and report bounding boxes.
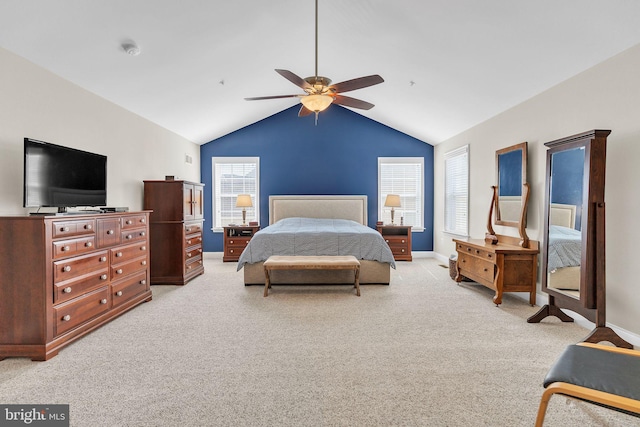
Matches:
[23,138,107,211]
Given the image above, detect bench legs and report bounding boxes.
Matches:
[263,266,360,297]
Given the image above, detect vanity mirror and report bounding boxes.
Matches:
[486,141,530,248]
[527,130,632,348]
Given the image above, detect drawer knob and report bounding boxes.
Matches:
[63,287,72,293]
[116,252,123,257]
[488,254,492,258]
[187,253,192,257]
[476,250,480,254]
[230,249,234,253]
[187,240,192,244]
[484,268,488,272]
[116,269,123,274]
[126,220,133,225]
[85,242,93,247]
[63,266,71,272]
[100,299,108,304]
[126,234,133,239]
[62,245,70,252]
[85,224,93,230]
[467,248,471,251]
[141,280,147,285]
[116,291,123,297]
[107,230,114,235]
[62,226,70,232]
[229,240,234,244]
[62,314,71,321]
[141,246,146,251]
[100,256,107,262]
[141,260,147,266]
[401,249,405,253]
[141,218,146,223]
[401,240,405,243]
[100,274,107,280]
[186,228,191,232]
[140,231,146,237]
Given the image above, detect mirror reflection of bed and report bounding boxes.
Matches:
[547,203,580,298]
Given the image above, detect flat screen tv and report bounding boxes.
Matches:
[23,138,107,212]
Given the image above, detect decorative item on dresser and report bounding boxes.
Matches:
[223,225,260,262]
[0,212,152,361]
[143,180,205,285]
[376,224,412,261]
[454,141,539,305]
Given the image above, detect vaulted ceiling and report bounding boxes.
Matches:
[2,1,640,145]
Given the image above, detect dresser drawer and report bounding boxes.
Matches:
[53,251,109,284]
[185,222,202,234]
[121,214,147,229]
[458,253,495,283]
[52,219,96,239]
[112,271,148,308]
[53,236,97,259]
[185,232,202,248]
[121,227,147,243]
[110,241,148,264]
[456,243,495,262]
[186,246,203,262]
[54,268,110,304]
[185,258,203,275]
[111,256,148,280]
[54,286,110,336]
[96,218,121,247]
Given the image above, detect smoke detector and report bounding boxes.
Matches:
[122,41,141,56]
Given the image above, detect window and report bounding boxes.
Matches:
[444,145,469,236]
[212,157,259,230]
[378,157,424,230]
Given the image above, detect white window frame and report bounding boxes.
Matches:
[378,157,424,231]
[211,157,260,232]
[443,145,469,237]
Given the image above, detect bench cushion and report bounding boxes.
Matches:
[264,255,360,269]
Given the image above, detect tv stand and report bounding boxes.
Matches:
[0,211,152,360]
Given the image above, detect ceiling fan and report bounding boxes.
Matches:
[245,0,384,124]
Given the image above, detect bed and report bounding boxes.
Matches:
[547,203,581,291]
[239,195,395,285]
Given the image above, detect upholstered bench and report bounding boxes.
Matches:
[263,255,361,297]
[535,342,640,426]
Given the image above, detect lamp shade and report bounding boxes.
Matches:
[300,94,333,112]
[236,194,253,208]
[384,194,401,208]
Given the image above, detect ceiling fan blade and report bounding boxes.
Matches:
[275,69,313,91]
[298,105,314,117]
[244,94,301,101]
[329,75,384,93]
[333,95,375,110]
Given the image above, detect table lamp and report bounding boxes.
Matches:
[384,194,401,225]
[236,194,253,226]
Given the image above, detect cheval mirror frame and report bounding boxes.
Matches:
[485,141,531,248]
[527,129,632,349]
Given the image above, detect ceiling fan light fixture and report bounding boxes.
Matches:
[300,94,333,112]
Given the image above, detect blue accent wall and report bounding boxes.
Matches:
[200,105,434,252]
[550,147,585,229]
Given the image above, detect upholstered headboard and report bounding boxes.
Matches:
[269,195,368,225]
[550,203,577,229]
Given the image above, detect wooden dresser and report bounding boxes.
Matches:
[144,180,205,284]
[453,235,538,305]
[0,212,152,361]
[376,225,412,261]
[223,225,260,262]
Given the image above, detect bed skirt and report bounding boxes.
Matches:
[243,259,390,285]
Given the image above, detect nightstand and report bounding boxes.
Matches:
[223,225,260,262]
[377,225,412,261]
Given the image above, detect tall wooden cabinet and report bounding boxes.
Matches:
[0,212,152,361]
[144,180,205,285]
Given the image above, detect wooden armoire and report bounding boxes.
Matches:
[144,180,205,285]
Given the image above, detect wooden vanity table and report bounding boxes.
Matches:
[454,235,538,305]
[454,141,539,306]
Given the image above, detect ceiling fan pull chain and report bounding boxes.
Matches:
[315,0,319,80]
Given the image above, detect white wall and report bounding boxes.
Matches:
[434,43,640,339]
[0,47,200,215]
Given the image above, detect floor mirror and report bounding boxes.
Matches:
[527,129,632,348]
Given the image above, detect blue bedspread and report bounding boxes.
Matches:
[237,217,397,270]
[547,225,582,271]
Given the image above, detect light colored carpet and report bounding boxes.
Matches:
[1,253,638,427]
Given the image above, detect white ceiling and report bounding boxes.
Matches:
[2,1,640,145]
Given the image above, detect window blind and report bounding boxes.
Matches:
[378,157,423,229]
[212,157,259,229]
[444,145,469,236]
